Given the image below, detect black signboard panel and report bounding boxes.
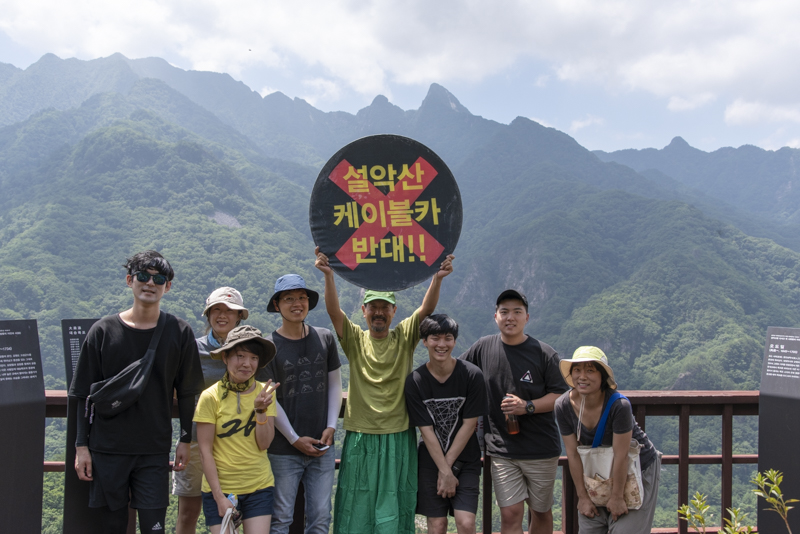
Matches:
[310,134,462,291]
[0,319,45,533]
[62,319,98,387]
[61,319,103,534]
[759,326,800,533]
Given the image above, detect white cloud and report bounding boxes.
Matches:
[570,114,604,133]
[2,0,800,131]
[724,99,800,125]
[301,78,342,106]
[754,127,800,150]
[528,116,553,128]
[259,86,280,97]
[668,93,716,112]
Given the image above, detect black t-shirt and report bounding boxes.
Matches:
[460,334,568,459]
[259,326,342,456]
[554,390,658,471]
[69,313,204,455]
[405,359,487,473]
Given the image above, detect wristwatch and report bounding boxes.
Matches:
[526,400,536,414]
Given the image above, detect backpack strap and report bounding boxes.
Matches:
[592,391,625,448]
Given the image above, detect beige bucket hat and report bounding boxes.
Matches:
[559,346,617,390]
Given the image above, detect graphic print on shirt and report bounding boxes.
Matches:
[217,411,257,439]
[520,370,533,383]
[424,396,466,453]
[297,357,311,366]
[314,353,325,364]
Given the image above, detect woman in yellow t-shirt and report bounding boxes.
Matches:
[194,325,280,534]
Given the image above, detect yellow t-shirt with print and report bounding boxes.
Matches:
[339,311,420,434]
[194,381,277,494]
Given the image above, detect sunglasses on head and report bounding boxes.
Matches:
[133,271,168,285]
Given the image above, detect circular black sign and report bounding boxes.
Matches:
[309,135,462,291]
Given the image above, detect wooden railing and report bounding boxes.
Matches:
[44,390,759,534]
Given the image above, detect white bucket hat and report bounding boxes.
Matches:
[202,287,249,320]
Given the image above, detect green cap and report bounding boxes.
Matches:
[363,290,396,305]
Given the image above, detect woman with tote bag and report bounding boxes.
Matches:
[554,346,661,534]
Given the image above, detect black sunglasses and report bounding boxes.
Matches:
[133,271,168,285]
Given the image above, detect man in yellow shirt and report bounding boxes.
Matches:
[314,247,454,534]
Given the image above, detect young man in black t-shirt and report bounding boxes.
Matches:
[405,315,486,534]
[69,251,204,534]
[460,290,568,534]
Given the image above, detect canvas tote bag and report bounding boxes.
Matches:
[576,392,645,509]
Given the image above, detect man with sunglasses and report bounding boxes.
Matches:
[69,250,204,534]
[258,274,342,534]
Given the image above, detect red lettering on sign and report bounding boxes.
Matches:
[329,157,445,270]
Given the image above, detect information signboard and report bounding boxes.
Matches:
[0,319,45,533]
[61,318,102,534]
[310,134,462,291]
[759,326,800,533]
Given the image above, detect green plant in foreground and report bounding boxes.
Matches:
[752,469,798,534]
[721,508,756,534]
[678,493,755,533]
[678,492,712,534]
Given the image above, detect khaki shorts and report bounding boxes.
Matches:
[171,440,203,497]
[491,456,559,513]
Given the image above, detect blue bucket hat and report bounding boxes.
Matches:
[267,274,320,312]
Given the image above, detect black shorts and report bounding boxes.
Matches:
[416,466,480,518]
[89,452,170,511]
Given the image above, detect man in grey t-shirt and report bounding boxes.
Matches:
[259,274,342,534]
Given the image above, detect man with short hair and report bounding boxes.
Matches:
[460,289,568,534]
[405,314,486,534]
[314,246,455,534]
[259,274,342,534]
[69,250,204,534]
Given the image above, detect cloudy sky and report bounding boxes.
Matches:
[2,0,799,152]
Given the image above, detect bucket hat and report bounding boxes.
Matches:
[210,325,276,368]
[267,274,319,312]
[202,287,249,320]
[559,346,617,390]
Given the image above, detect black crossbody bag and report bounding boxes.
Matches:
[85,311,167,423]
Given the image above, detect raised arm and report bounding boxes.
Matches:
[416,254,455,320]
[315,246,345,337]
[254,380,279,451]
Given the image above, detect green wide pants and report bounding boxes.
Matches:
[333,428,418,534]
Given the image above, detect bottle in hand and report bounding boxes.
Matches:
[504,395,520,434]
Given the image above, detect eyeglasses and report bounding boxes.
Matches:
[133,271,168,285]
[281,295,309,304]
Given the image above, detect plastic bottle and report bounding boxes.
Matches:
[504,395,520,434]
